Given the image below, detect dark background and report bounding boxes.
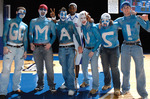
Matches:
[4,0,150,53]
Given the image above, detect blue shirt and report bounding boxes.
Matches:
[81,22,101,52]
[29,17,56,45]
[56,20,81,46]
[97,22,120,48]
[3,17,28,51]
[115,15,150,41]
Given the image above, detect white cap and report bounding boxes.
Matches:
[101,13,111,20]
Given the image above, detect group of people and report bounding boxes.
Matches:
[0,1,149,99]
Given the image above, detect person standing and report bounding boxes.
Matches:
[67,3,94,89]
[115,1,149,98]
[29,4,56,92]
[56,7,82,96]
[79,11,101,95]
[97,13,121,96]
[0,7,28,99]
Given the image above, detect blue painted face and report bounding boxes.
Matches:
[60,11,67,21]
[101,19,110,27]
[17,9,26,19]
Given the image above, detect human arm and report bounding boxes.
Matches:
[23,25,28,59]
[29,20,35,51]
[3,19,12,55]
[136,14,150,32]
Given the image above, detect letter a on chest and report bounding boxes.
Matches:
[60,28,71,40]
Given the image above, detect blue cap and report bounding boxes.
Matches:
[121,1,131,8]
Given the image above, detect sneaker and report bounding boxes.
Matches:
[89,89,98,94]
[121,90,129,95]
[50,86,57,93]
[0,95,6,99]
[60,83,67,89]
[74,79,79,89]
[114,89,120,96]
[102,85,111,90]
[34,86,44,91]
[80,82,89,88]
[13,89,24,94]
[68,90,75,96]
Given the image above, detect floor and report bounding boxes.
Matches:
[0,54,150,99]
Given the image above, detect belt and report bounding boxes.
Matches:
[123,41,142,47]
[34,43,46,47]
[85,47,94,50]
[59,45,75,48]
[7,44,23,48]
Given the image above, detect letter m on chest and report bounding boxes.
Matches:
[35,25,49,40]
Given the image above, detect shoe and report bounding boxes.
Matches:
[68,90,75,96]
[13,89,24,94]
[89,89,98,94]
[0,95,6,99]
[114,89,120,96]
[60,83,67,89]
[80,82,89,88]
[74,79,79,89]
[121,90,129,95]
[34,86,43,91]
[50,86,57,93]
[102,85,111,90]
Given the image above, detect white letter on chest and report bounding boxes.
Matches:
[35,25,48,40]
[84,32,90,44]
[60,28,71,40]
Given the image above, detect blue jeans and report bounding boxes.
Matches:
[33,46,55,88]
[100,46,120,89]
[121,43,148,97]
[58,47,75,90]
[0,46,24,95]
[81,48,99,90]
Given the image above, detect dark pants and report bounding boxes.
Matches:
[33,46,55,88]
[100,46,120,89]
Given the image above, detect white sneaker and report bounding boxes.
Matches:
[60,83,67,89]
[68,90,75,96]
[74,79,79,89]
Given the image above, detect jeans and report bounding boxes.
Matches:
[58,47,75,90]
[33,46,55,88]
[100,46,120,89]
[81,48,99,90]
[0,46,24,95]
[121,43,148,97]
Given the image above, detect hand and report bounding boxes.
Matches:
[88,51,94,58]
[3,46,11,55]
[86,13,94,23]
[50,8,55,18]
[138,14,149,21]
[130,9,137,15]
[23,52,27,59]
[30,43,35,51]
[99,23,102,29]
[78,46,83,54]
[45,43,51,50]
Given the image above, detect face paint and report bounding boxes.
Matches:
[80,13,87,25]
[17,9,26,19]
[39,8,47,18]
[101,13,111,27]
[60,11,67,21]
